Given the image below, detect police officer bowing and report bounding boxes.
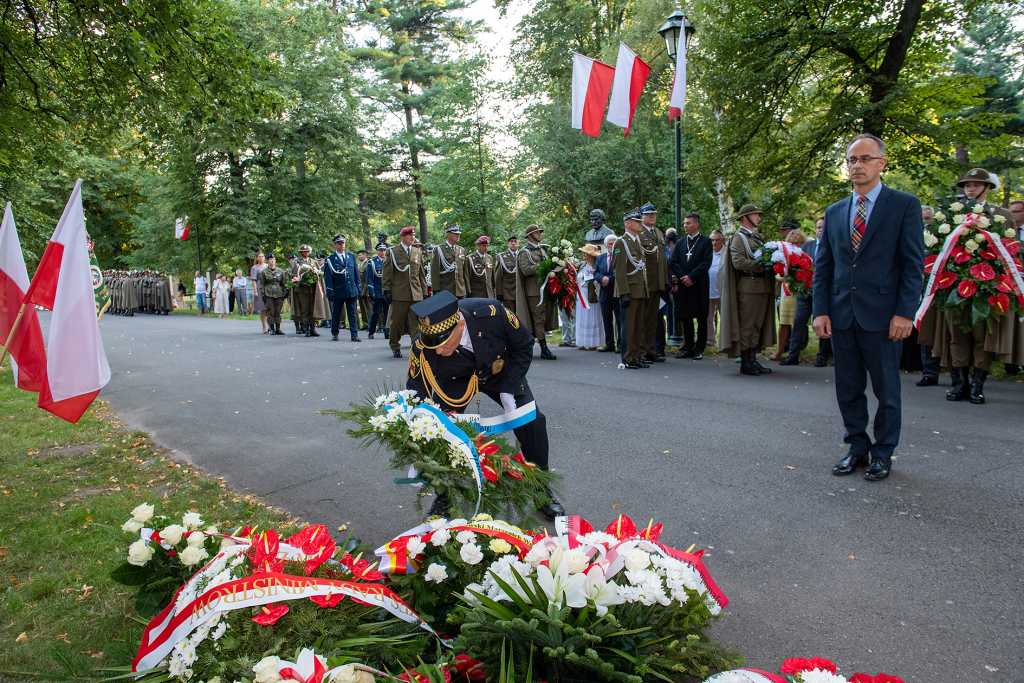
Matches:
[325,235,362,342]
[406,291,565,521]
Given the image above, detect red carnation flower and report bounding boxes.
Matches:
[924,255,937,273]
[781,657,837,675]
[937,271,958,289]
[969,263,996,281]
[995,274,1014,293]
[851,674,905,683]
[1002,238,1021,256]
[988,292,1010,315]
[958,279,978,298]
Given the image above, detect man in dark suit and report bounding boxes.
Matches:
[669,213,714,359]
[813,133,925,481]
[406,291,564,521]
[595,234,620,352]
[324,235,363,342]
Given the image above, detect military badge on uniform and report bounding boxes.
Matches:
[505,308,520,328]
[492,359,504,375]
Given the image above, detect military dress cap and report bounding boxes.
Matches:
[400,226,416,237]
[779,222,797,233]
[476,235,491,245]
[622,207,643,222]
[735,204,762,220]
[299,244,312,252]
[579,243,601,257]
[957,167,996,189]
[524,224,543,238]
[266,253,275,259]
[411,290,461,348]
[375,243,388,251]
[445,224,461,234]
[333,234,346,243]
[640,203,657,214]
[317,254,327,259]
[288,253,297,259]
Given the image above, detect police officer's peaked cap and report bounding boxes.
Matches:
[957,168,996,190]
[622,208,643,222]
[333,234,346,243]
[411,291,461,348]
[445,224,461,234]
[735,204,762,220]
[640,203,657,214]
[375,243,388,251]
[317,254,327,259]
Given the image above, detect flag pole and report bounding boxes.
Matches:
[0,303,29,369]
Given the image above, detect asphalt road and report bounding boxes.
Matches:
[84,311,1022,683]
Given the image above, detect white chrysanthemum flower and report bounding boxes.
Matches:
[456,530,477,545]
[429,518,448,529]
[405,537,426,556]
[460,543,485,565]
[425,563,449,583]
[422,397,440,408]
[463,582,484,604]
[131,503,155,522]
[211,622,227,640]
[578,531,618,546]
[448,518,468,527]
[122,519,144,533]
[430,528,451,546]
[182,512,203,529]
[618,363,625,370]
[938,224,951,234]
[950,201,964,211]
[368,415,388,430]
[398,389,419,401]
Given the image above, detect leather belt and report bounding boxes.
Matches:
[737,271,767,278]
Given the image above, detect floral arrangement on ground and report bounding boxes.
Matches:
[753,242,813,298]
[702,655,905,683]
[921,201,1022,332]
[535,239,580,314]
[335,389,560,526]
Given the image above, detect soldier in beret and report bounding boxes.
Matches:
[718,204,777,375]
[406,291,565,521]
[493,235,519,307]
[258,254,289,335]
[467,235,495,299]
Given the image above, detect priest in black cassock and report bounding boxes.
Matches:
[669,213,714,360]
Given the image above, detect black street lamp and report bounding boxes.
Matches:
[658,10,695,236]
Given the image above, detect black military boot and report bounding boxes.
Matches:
[538,339,557,360]
[273,324,285,335]
[750,350,773,374]
[946,367,969,401]
[969,368,987,404]
[739,349,762,376]
[538,487,565,521]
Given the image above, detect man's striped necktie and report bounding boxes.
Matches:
[852,195,867,252]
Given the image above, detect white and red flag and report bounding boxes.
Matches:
[23,180,110,423]
[606,43,651,136]
[668,33,687,120]
[175,217,190,240]
[571,53,615,137]
[0,202,47,392]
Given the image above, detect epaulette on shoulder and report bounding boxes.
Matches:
[470,303,500,318]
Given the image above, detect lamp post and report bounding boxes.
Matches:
[659,10,695,348]
[658,10,695,236]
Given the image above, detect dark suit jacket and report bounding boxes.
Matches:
[813,184,925,332]
[595,252,616,303]
[407,299,535,404]
[668,234,714,318]
[324,251,361,299]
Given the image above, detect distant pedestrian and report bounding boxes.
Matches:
[213,274,230,317]
[595,234,619,353]
[233,270,248,315]
[194,271,209,313]
[250,252,269,334]
[176,281,187,309]
[707,230,725,347]
[574,244,604,350]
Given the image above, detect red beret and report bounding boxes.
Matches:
[399,226,415,236]
[476,235,491,245]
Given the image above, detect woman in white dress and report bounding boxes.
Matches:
[574,244,605,349]
[213,274,231,317]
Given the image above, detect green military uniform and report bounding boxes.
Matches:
[259,263,289,333]
[383,239,428,356]
[289,248,318,329]
[430,240,468,298]
[493,248,518,305]
[514,234,555,341]
[638,218,667,360]
[466,249,495,299]
[612,225,650,366]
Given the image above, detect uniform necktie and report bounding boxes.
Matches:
[852,195,867,252]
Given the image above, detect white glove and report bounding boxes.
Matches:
[499,393,517,415]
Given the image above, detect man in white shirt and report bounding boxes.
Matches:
[707,230,725,347]
[193,271,209,313]
[232,270,249,314]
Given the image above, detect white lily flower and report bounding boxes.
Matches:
[536,545,587,608]
[584,567,625,616]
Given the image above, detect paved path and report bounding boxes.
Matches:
[85,311,1022,683]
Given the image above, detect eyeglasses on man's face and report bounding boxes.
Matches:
[846,155,884,166]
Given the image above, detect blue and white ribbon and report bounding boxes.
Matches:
[461,400,537,436]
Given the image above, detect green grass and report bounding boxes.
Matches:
[0,365,292,681]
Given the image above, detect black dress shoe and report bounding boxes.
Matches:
[351,336,362,342]
[815,356,829,367]
[650,355,666,362]
[309,329,321,338]
[538,500,565,521]
[599,345,616,352]
[368,335,375,340]
[833,452,868,476]
[623,361,643,369]
[393,349,402,358]
[779,356,800,366]
[863,457,892,481]
[331,334,339,341]
[915,375,938,386]
[676,348,695,359]
[693,352,702,360]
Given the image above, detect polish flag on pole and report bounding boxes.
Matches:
[175,217,190,241]
[571,53,615,137]
[0,203,47,392]
[23,180,110,423]
[606,43,651,136]
[669,34,687,120]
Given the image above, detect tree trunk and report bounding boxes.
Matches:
[716,177,734,234]
[1003,170,1011,208]
[863,0,925,137]
[955,146,969,164]
[358,191,372,251]
[402,85,429,244]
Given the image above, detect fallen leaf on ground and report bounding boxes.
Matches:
[16,632,27,643]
